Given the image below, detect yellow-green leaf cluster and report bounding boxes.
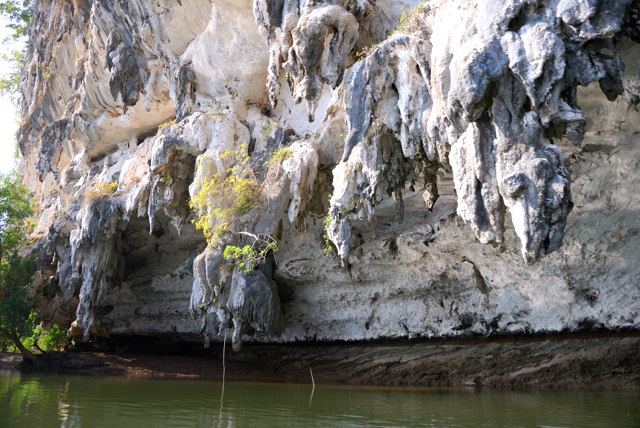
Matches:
[190,145,260,247]
[157,119,176,130]
[85,181,117,202]
[222,235,277,273]
[392,1,430,36]
[267,147,293,168]
[322,194,334,255]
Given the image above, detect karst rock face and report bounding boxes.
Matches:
[19,0,640,347]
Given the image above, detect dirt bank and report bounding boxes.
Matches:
[1,350,283,382]
[2,334,639,390]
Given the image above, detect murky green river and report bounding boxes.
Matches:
[0,370,638,427]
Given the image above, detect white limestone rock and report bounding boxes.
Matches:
[18,0,640,346]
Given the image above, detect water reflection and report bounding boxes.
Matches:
[0,372,638,427]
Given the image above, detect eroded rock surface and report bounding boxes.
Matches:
[18,0,640,348]
[327,0,634,265]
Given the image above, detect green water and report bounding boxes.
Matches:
[0,371,638,427]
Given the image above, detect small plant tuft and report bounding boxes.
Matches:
[322,195,334,254]
[392,1,431,36]
[260,121,278,141]
[354,44,377,61]
[204,108,228,121]
[85,181,117,202]
[158,119,176,130]
[267,147,293,168]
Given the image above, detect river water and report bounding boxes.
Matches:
[0,371,638,427]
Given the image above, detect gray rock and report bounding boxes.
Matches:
[228,268,283,351]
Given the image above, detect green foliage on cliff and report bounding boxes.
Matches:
[18,313,66,351]
[0,312,67,353]
[0,173,31,259]
[191,146,282,273]
[223,234,278,273]
[0,252,34,352]
[85,181,118,202]
[393,1,430,36]
[190,145,260,246]
[266,147,293,167]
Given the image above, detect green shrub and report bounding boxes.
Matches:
[2,312,67,353]
[35,323,66,350]
[0,50,25,105]
[0,172,36,357]
[223,234,278,273]
[0,1,32,107]
[20,312,67,352]
[0,1,33,39]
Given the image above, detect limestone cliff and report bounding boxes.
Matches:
[18,0,640,349]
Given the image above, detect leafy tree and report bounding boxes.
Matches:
[0,172,37,362]
[0,173,31,265]
[0,0,33,39]
[0,1,33,104]
[27,320,66,351]
[0,254,36,359]
[0,49,25,104]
